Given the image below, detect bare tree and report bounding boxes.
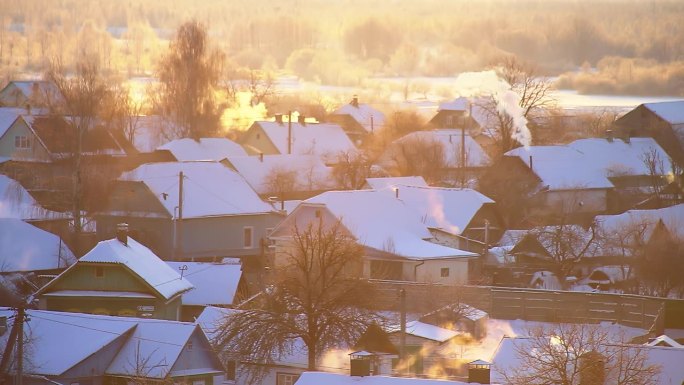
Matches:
[247,69,275,107]
[263,166,298,203]
[502,323,660,385]
[478,56,555,155]
[332,150,374,190]
[45,58,112,253]
[153,20,224,140]
[214,220,381,384]
[640,148,668,207]
[125,342,174,385]
[635,230,684,298]
[386,136,446,184]
[529,222,598,288]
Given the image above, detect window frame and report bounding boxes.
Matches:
[440,267,450,278]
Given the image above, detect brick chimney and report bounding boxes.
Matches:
[275,113,283,124]
[116,223,129,246]
[351,95,359,107]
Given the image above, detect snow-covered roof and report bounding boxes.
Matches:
[224,154,336,195]
[586,265,632,284]
[0,308,136,376]
[105,318,201,378]
[389,320,460,342]
[436,96,495,131]
[364,176,428,190]
[0,308,215,379]
[379,185,494,235]
[643,100,684,125]
[159,137,247,161]
[391,129,491,168]
[166,261,242,306]
[0,107,21,138]
[491,336,684,385]
[595,204,684,242]
[0,175,69,220]
[506,137,671,191]
[77,237,194,300]
[7,81,58,100]
[120,161,273,218]
[295,372,469,385]
[300,190,476,260]
[0,218,75,272]
[332,102,386,133]
[195,306,237,341]
[252,121,356,159]
[646,335,684,348]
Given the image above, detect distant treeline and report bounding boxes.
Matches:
[0,0,683,95]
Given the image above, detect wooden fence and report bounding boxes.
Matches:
[370,281,684,331]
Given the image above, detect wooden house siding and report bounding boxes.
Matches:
[240,124,280,155]
[0,117,51,162]
[614,105,684,166]
[170,329,224,377]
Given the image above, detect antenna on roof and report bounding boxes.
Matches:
[178,264,188,279]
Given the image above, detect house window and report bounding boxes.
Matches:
[276,373,299,385]
[95,266,104,278]
[14,135,29,149]
[441,268,450,278]
[243,227,254,248]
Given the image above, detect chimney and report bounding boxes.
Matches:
[298,114,306,125]
[275,114,283,124]
[259,153,264,162]
[606,129,613,142]
[625,135,630,144]
[25,104,31,115]
[351,95,359,107]
[529,155,533,171]
[116,223,129,245]
[395,187,399,199]
[468,360,491,384]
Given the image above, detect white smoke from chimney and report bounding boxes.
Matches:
[453,70,532,148]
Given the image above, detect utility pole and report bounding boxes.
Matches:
[16,307,24,385]
[399,288,406,374]
[287,110,292,155]
[176,171,184,260]
[0,307,26,385]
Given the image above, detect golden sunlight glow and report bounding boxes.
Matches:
[220,92,268,132]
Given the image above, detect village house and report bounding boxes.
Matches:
[328,96,386,144]
[381,129,491,187]
[491,334,684,385]
[428,97,490,136]
[0,308,225,385]
[196,306,350,385]
[36,225,194,320]
[269,190,479,285]
[481,137,672,225]
[97,161,284,261]
[166,260,248,321]
[613,100,684,166]
[0,80,61,108]
[379,185,503,253]
[239,117,356,163]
